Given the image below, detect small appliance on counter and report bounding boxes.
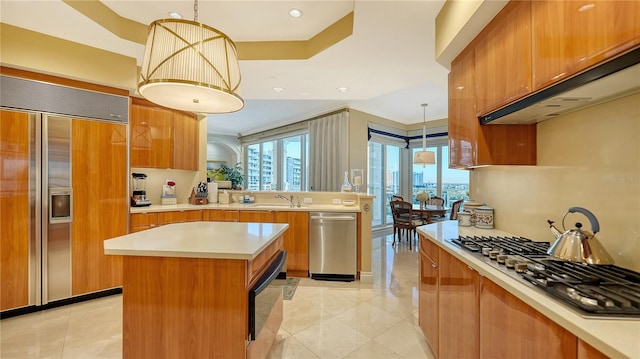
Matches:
[161,180,177,205]
[130,173,152,207]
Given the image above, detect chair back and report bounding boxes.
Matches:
[450,199,464,220]
[429,196,444,207]
[391,195,404,202]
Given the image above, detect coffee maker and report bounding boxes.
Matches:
[130,172,152,207]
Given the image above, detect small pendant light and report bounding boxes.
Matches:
[413,103,435,166]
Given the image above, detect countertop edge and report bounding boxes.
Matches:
[417,221,639,359]
[130,203,361,213]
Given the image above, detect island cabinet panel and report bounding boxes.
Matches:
[157,210,203,225]
[0,110,30,311]
[122,256,248,359]
[274,211,309,277]
[474,1,532,116]
[577,339,609,359]
[448,47,537,168]
[130,97,198,171]
[239,210,274,223]
[480,278,577,359]
[206,209,240,222]
[71,119,127,295]
[418,236,440,356]
[531,0,640,90]
[439,250,479,359]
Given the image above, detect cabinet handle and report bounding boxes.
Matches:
[432,263,438,268]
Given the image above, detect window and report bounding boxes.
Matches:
[411,146,469,208]
[368,142,402,227]
[243,134,309,191]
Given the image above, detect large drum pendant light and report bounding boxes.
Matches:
[138,0,243,113]
[413,103,435,166]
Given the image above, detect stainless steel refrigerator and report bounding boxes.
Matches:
[1,74,129,316]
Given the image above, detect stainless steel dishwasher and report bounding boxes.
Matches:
[309,212,357,281]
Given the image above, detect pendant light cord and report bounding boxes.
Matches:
[422,103,428,151]
[194,0,198,22]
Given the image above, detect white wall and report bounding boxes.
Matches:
[469,93,640,271]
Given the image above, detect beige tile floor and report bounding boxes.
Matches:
[1,230,435,359]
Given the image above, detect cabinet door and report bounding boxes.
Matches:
[0,110,31,311]
[71,119,127,295]
[418,237,439,356]
[130,102,173,169]
[480,278,577,358]
[206,209,239,222]
[577,339,608,359]
[130,212,158,233]
[439,250,479,359]
[274,211,309,276]
[475,1,532,115]
[448,47,477,168]
[239,210,274,223]
[532,0,640,90]
[173,111,199,171]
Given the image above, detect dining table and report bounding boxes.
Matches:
[412,204,447,223]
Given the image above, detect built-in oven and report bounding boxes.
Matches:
[249,250,287,341]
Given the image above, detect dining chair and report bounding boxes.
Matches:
[390,200,424,250]
[428,196,444,207]
[449,199,464,220]
[391,195,404,202]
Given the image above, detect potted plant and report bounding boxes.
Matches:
[210,162,244,190]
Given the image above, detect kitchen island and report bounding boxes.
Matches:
[104,221,289,359]
[417,221,640,359]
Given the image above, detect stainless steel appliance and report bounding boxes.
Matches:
[249,251,286,340]
[130,172,151,207]
[309,212,357,281]
[450,235,640,319]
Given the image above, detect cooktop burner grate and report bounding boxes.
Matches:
[449,235,640,318]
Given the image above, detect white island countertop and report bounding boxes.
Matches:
[417,221,640,359]
[104,221,288,260]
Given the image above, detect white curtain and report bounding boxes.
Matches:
[308,111,349,191]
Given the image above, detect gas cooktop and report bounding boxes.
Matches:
[450,235,640,319]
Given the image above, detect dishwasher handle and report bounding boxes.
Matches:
[310,215,356,221]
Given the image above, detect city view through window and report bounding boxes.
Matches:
[244,135,308,192]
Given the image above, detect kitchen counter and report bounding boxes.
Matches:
[104,221,288,259]
[417,221,640,359]
[129,202,361,213]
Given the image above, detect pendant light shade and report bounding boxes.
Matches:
[138,17,243,114]
[413,103,435,166]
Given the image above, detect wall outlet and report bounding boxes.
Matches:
[332,198,342,204]
[303,197,313,204]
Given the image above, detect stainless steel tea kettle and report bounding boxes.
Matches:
[546,207,614,264]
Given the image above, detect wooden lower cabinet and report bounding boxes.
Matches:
[577,339,609,359]
[239,210,274,223]
[274,211,309,277]
[439,250,479,359]
[206,209,240,222]
[157,210,202,225]
[418,237,439,356]
[130,212,158,232]
[480,278,577,358]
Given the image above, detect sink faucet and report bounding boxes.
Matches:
[275,194,295,208]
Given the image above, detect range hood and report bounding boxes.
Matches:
[480,47,640,125]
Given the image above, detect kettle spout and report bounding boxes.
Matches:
[547,220,563,240]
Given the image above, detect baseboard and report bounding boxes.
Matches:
[359,271,373,284]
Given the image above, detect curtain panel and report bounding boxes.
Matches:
[308,111,349,191]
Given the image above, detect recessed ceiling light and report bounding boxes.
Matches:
[273,87,286,93]
[336,87,349,93]
[168,12,182,19]
[289,8,303,18]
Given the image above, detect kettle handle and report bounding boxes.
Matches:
[562,207,600,234]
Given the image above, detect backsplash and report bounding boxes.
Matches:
[469,92,639,271]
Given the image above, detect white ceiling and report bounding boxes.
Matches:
[1,0,450,137]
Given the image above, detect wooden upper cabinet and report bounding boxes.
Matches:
[173,111,199,171]
[532,0,640,90]
[475,1,532,116]
[448,47,477,168]
[448,46,537,168]
[130,97,199,171]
